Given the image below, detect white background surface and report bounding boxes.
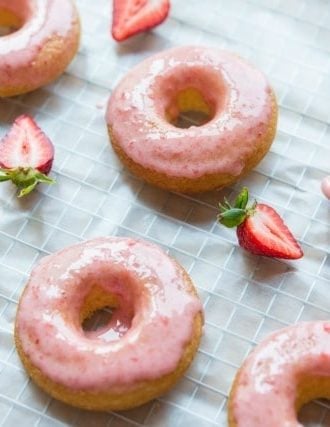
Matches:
[0,0,329,425]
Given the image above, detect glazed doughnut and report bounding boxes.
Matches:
[106,46,277,193]
[228,321,330,427]
[0,0,80,97]
[15,237,203,411]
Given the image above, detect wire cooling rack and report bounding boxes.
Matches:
[0,0,329,425]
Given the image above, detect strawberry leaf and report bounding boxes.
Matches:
[34,172,56,185]
[18,181,38,198]
[217,188,250,228]
[0,169,11,182]
[0,167,55,197]
[217,208,247,228]
[234,187,249,209]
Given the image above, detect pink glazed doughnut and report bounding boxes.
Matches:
[228,321,330,427]
[0,0,80,97]
[15,237,203,411]
[106,46,278,193]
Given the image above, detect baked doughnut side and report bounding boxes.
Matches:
[15,315,202,411]
[107,91,277,193]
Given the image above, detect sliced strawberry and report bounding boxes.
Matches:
[218,188,303,260]
[112,0,170,42]
[236,204,303,259]
[0,115,55,197]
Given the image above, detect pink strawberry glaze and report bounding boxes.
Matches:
[106,46,275,179]
[16,237,203,392]
[0,0,78,90]
[321,176,330,199]
[231,321,330,426]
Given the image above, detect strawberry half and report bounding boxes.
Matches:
[217,188,303,260]
[112,0,170,42]
[0,115,55,197]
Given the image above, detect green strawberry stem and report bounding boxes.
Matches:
[217,187,256,228]
[0,167,55,198]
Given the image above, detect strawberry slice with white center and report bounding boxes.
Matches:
[0,115,55,197]
[218,188,303,260]
[112,0,170,42]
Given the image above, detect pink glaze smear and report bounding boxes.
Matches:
[231,321,330,427]
[16,237,203,392]
[106,46,274,179]
[321,176,330,199]
[0,0,77,88]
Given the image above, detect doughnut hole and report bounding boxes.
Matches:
[296,375,330,423]
[154,65,227,129]
[80,285,135,342]
[0,1,30,36]
[168,88,214,128]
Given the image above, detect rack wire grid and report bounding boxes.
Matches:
[0,0,330,426]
